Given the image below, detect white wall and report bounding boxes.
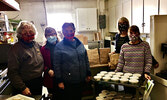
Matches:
[5,0,46,43]
[45,0,97,41]
[5,0,98,43]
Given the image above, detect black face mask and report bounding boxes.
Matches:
[118,24,129,32]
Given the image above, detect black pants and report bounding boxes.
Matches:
[12,77,42,95]
[55,83,83,100]
[47,88,55,94]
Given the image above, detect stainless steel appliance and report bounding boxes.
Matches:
[0,44,12,94]
[150,15,167,100]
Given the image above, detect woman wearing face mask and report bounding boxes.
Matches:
[53,22,91,100]
[115,25,152,80]
[109,17,130,70]
[40,27,58,99]
[7,21,44,95]
[112,17,130,54]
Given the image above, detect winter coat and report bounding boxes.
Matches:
[53,37,91,84]
[40,43,56,88]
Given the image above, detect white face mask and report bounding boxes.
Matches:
[129,35,139,42]
[47,36,57,44]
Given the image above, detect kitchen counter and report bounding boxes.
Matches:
[150,74,167,100]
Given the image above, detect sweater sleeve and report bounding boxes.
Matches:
[7,47,26,92]
[115,46,124,72]
[144,42,152,73]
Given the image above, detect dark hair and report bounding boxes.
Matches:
[129,25,140,35]
[44,27,57,37]
[62,22,75,31]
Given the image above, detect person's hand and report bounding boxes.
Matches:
[48,69,54,77]
[58,82,64,89]
[22,87,31,96]
[144,73,151,80]
[86,76,91,82]
[111,51,115,54]
[154,63,159,69]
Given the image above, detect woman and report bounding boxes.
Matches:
[40,27,58,97]
[109,17,130,70]
[115,25,152,80]
[53,22,91,100]
[112,17,130,54]
[7,21,44,95]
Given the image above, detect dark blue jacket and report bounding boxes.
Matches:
[53,37,91,84]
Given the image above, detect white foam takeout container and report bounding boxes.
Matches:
[108,71,115,75]
[120,78,129,83]
[94,76,102,81]
[133,73,141,77]
[100,71,108,74]
[102,77,111,81]
[129,76,139,80]
[129,79,139,84]
[124,72,133,77]
[111,77,119,82]
[121,75,129,79]
[112,75,121,78]
[6,94,35,100]
[97,73,105,77]
[115,72,124,76]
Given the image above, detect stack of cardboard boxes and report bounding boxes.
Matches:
[75,34,111,67]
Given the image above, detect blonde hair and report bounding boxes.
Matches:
[117,17,130,32]
[16,21,38,39]
[118,17,129,25]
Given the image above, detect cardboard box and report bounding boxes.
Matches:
[108,53,120,70]
[94,32,102,41]
[75,34,88,45]
[99,48,111,64]
[87,48,100,66]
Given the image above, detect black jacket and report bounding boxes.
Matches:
[115,33,129,53]
[7,40,44,91]
[53,37,91,84]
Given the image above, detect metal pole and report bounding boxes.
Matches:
[158,0,160,15]
[142,0,145,33]
[43,0,48,26]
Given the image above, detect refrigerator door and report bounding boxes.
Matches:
[150,15,167,74]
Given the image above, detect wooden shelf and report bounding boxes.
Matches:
[0,0,20,11]
[0,19,7,23]
[0,31,15,33]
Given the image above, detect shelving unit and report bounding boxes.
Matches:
[0,13,18,44]
[92,77,146,100]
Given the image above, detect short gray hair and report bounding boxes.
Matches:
[16,21,37,39]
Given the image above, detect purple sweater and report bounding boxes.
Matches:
[115,41,152,74]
